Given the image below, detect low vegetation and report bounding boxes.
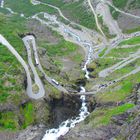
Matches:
[0,44,24,102]
[119,36,140,46]
[5,0,57,17]
[0,7,85,132]
[109,6,119,20]
[96,79,134,103]
[85,103,134,128]
[39,0,97,29]
[0,14,27,56]
[46,40,77,56]
[106,45,140,58]
[20,102,35,129]
[98,47,107,57]
[1,0,140,138]
[0,111,19,130]
[112,0,128,9]
[124,26,140,34]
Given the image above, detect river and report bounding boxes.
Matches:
[42,45,93,140]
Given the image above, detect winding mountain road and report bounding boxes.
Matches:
[99,49,140,77]
[30,0,106,44]
[0,34,45,99]
[23,35,68,94]
[104,0,140,20]
[103,31,140,57]
[22,36,45,98]
[31,0,70,22]
[2,0,140,99]
[96,2,122,36]
[87,0,105,37]
[32,12,96,59]
[78,62,140,96]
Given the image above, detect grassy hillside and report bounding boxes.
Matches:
[112,0,128,9]
[0,44,24,102]
[128,0,140,9]
[86,103,134,128]
[72,33,140,139]
[4,0,57,17]
[3,0,96,29]
[1,0,140,137]
[39,0,96,29]
[0,14,27,103]
[0,3,85,130]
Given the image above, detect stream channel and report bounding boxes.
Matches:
[42,45,93,140]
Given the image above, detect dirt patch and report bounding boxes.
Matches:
[27,19,60,44]
[117,9,140,30]
[61,57,76,71]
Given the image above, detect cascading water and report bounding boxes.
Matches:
[42,86,89,140]
[0,0,4,8]
[82,45,93,79]
[42,44,93,140]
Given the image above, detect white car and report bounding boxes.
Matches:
[35,58,39,65]
[51,79,59,85]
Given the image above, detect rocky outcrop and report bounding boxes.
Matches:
[60,124,120,140]
[62,104,140,140]
[16,125,46,140]
[48,94,82,127]
[61,82,140,140]
[116,105,140,140]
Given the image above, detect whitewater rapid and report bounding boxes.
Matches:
[0,0,4,8]
[82,45,93,79]
[42,86,89,140]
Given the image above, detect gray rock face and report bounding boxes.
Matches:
[61,124,120,140]
[0,125,46,140]
[62,105,140,140]
[118,106,140,140]
[117,11,140,30]
[16,125,46,140]
[119,115,140,140]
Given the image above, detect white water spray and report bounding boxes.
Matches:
[42,86,89,140]
[82,45,93,79]
[0,0,4,8]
